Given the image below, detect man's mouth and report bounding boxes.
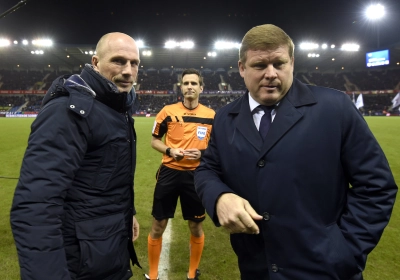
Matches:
[262,84,278,89]
[118,81,132,86]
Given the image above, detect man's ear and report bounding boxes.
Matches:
[238,60,245,78]
[92,56,99,70]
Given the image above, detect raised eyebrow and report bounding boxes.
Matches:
[131,59,140,64]
[276,57,290,63]
[111,56,139,64]
[111,55,125,61]
[250,61,266,66]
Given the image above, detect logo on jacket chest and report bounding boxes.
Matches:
[197,126,207,140]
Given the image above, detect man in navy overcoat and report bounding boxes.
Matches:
[194,24,397,280]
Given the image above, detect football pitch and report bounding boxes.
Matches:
[0,117,399,280]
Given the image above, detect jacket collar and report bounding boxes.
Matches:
[80,64,135,113]
[227,78,317,154]
[228,78,316,115]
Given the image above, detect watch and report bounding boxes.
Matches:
[166,147,172,157]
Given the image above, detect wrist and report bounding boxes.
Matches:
[166,147,172,157]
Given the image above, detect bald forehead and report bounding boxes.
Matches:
[95,33,137,58]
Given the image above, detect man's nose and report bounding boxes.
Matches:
[121,62,133,76]
[263,65,277,79]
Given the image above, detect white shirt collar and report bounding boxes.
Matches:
[248,92,261,113]
[248,92,279,112]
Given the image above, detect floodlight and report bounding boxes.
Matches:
[321,44,328,49]
[136,40,144,48]
[13,40,18,45]
[180,41,194,49]
[307,53,320,58]
[365,4,385,48]
[165,40,194,49]
[32,39,53,47]
[365,4,385,20]
[165,40,177,48]
[142,50,152,56]
[331,44,335,49]
[299,42,319,50]
[214,41,241,50]
[22,40,28,45]
[341,44,360,51]
[0,39,10,47]
[32,50,44,55]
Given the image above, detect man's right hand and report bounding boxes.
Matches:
[216,193,262,234]
[170,148,184,161]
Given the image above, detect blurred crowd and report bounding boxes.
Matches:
[0,68,399,115]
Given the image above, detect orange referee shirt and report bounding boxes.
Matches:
[152,102,215,171]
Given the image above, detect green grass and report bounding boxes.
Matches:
[0,116,399,280]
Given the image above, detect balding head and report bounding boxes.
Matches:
[95,33,133,58]
[92,32,140,93]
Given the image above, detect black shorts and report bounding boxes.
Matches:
[151,164,206,222]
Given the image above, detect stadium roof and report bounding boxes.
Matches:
[1,42,400,72]
[1,0,400,72]
[1,0,400,48]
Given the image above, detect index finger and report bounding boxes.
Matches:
[237,212,260,234]
[184,148,198,152]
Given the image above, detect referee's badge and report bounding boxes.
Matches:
[197,126,207,140]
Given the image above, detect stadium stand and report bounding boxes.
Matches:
[0,67,399,116]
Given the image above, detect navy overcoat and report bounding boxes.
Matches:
[195,79,397,280]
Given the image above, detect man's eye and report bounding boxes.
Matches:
[114,59,124,65]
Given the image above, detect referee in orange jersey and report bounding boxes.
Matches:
[145,68,215,280]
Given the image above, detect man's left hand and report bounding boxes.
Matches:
[183,148,201,160]
[132,216,139,242]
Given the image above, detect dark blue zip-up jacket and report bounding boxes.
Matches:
[10,64,140,280]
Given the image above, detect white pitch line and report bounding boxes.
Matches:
[158,221,172,279]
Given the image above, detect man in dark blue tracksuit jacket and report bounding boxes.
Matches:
[10,32,142,280]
